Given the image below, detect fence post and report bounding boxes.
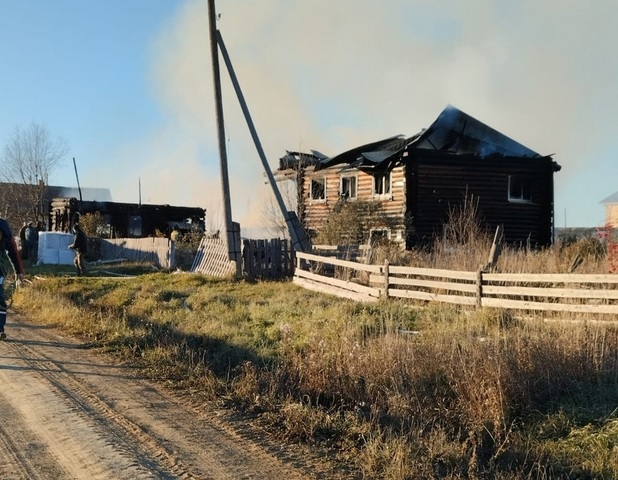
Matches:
[169,238,175,269]
[383,260,390,299]
[476,267,483,308]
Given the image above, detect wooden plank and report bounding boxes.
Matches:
[296,251,383,273]
[369,274,478,293]
[482,297,618,314]
[282,239,292,276]
[257,239,264,272]
[293,277,378,302]
[243,239,254,280]
[295,269,381,297]
[483,272,618,284]
[312,244,371,252]
[389,289,477,305]
[484,284,618,300]
[388,265,477,281]
[272,239,281,278]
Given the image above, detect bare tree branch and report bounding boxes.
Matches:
[261,179,297,239]
[1,122,68,227]
[2,122,67,185]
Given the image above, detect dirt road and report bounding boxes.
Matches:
[0,314,333,479]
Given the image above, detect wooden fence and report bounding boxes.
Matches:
[242,238,294,280]
[99,238,174,269]
[192,237,294,280]
[191,237,237,277]
[294,251,618,315]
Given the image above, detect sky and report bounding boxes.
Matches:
[1,0,617,234]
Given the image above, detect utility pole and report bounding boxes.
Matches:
[207,0,241,274]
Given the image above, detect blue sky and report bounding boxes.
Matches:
[1,0,617,232]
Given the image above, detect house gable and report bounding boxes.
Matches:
[601,191,618,228]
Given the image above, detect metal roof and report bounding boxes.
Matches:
[410,104,542,158]
[600,191,618,204]
[306,134,426,172]
[279,104,555,172]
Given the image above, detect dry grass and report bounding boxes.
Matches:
[12,261,618,479]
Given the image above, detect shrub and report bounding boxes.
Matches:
[314,200,398,246]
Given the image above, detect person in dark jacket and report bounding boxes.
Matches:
[18,221,27,260]
[24,221,39,263]
[68,223,88,276]
[0,217,26,340]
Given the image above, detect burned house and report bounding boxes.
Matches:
[50,197,205,238]
[277,105,561,248]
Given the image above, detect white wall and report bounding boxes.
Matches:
[37,232,75,265]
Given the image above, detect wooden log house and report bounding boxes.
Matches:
[276,105,562,249]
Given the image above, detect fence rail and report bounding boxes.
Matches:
[295,251,618,315]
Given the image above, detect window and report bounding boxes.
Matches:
[128,215,143,237]
[369,228,391,245]
[373,172,391,198]
[508,175,532,203]
[340,174,357,199]
[310,177,326,201]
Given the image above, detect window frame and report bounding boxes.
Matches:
[310,177,326,202]
[507,175,533,203]
[369,228,391,245]
[339,173,358,200]
[372,171,392,199]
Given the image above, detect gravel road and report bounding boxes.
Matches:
[0,313,335,479]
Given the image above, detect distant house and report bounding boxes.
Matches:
[0,182,205,239]
[49,197,205,238]
[600,192,618,228]
[276,105,561,248]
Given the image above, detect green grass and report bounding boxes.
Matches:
[12,263,618,479]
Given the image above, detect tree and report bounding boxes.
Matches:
[260,178,298,239]
[1,122,68,227]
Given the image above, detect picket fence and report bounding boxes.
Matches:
[294,251,618,315]
[242,238,294,280]
[192,237,294,280]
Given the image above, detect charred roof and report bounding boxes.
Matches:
[278,105,561,173]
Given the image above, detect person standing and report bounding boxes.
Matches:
[0,217,25,340]
[68,223,88,276]
[18,221,28,260]
[24,221,39,263]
